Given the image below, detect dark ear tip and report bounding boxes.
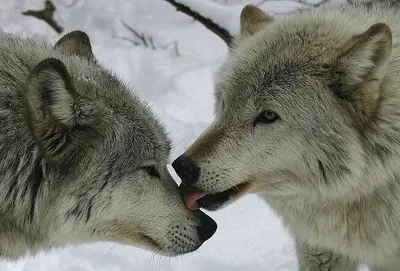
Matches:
[67,30,90,38]
[371,23,391,33]
[56,30,91,47]
[369,23,392,38]
[32,58,68,76]
[241,5,259,18]
[242,4,257,11]
[31,58,74,91]
[240,5,272,28]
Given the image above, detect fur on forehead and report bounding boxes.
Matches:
[26,50,171,163]
[56,55,151,115]
[217,5,392,130]
[214,41,328,114]
[216,7,377,97]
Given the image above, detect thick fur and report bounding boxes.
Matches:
[177,2,400,270]
[0,30,212,259]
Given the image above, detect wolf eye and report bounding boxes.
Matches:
[143,166,160,178]
[254,110,280,125]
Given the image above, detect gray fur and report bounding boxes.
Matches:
[0,30,212,259]
[178,2,400,270]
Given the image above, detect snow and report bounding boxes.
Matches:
[0,0,367,270]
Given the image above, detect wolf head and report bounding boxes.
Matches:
[15,31,216,258]
[174,5,393,210]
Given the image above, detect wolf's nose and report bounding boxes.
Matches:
[172,155,200,186]
[197,211,217,242]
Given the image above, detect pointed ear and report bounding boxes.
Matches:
[26,58,93,161]
[331,23,392,121]
[54,30,95,60]
[240,5,272,38]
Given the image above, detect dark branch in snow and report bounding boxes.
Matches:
[161,40,181,57]
[118,20,180,57]
[22,1,63,33]
[121,20,149,47]
[163,0,234,48]
[112,36,141,46]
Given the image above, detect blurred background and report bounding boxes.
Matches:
[0,0,357,270]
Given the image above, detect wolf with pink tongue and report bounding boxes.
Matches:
[174,2,400,271]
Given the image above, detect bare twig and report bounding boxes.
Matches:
[161,41,180,57]
[163,0,233,48]
[112,35,141,46]
[149,37,156,50]
[117,21,181,57]
[22,1,63,33]
[121,20,149,47]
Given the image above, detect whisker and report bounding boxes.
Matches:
[101,243,117,265]
[220,179,247,211]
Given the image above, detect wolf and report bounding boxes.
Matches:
[174,2,400,270]
[0,29,217,259]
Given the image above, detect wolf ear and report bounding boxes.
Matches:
[240,5,272,38]
[332,23,392,121]
[26,58,92,161]
[54,30,95,60]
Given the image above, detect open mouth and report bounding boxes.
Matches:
[180,182,250,211]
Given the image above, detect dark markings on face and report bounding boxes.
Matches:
[67,207,81,220]
[84,158,120,223]
[104,156,118,183]
[66,195,86,221]
[66,157,117,223]
[99,180,109,192]
[21,184,28,200]
[29,157,44,222]
[86,195,95,223]
[92,158,115,204]
[317,159,328,184]
[5,180,17,202]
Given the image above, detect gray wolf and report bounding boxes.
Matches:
[0,30,216,259]
[174,2,400,270]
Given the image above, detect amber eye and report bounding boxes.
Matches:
[143,166,160,178]
[254,110,280,125]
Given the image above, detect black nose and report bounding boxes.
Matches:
[197,211,217,242]
[172,155,200,186]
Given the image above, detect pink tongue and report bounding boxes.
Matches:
[180,185,206,210]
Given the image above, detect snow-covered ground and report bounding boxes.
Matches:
[0,0,366,270]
